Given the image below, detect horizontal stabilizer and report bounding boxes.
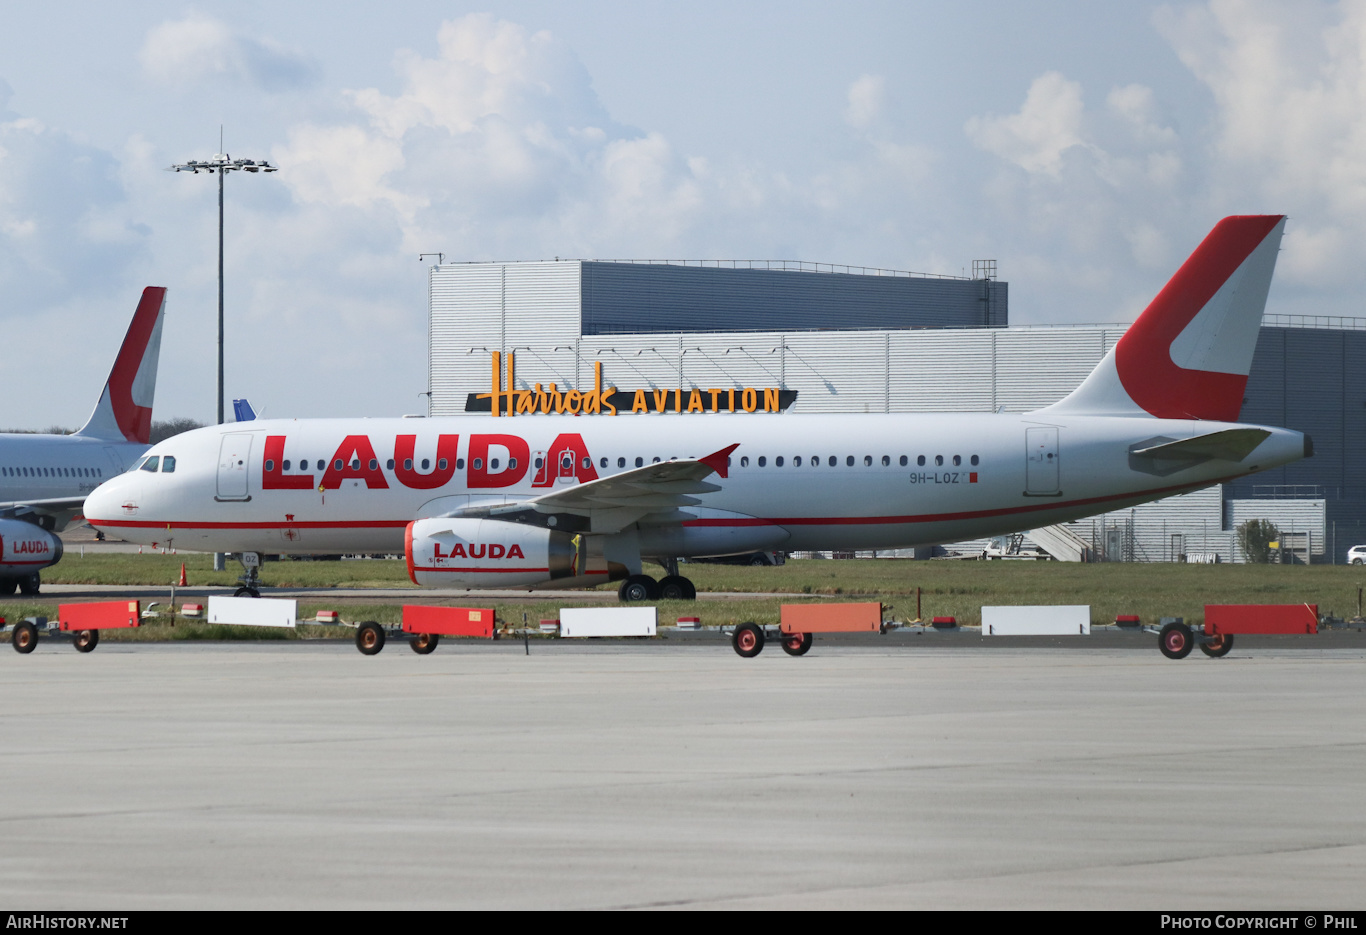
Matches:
[1131,428,1271,462]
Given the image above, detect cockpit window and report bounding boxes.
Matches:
[139,456,160,473]
[161,456,176,473]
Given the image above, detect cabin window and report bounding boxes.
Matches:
[582,457,592,470]
[350,459,360,470]
[971,455,979,466]
[421,459,430,470]
[953,455,961,466]
[438,458,448,470]
[369,459,379,471]
[793,456,801,466]
[652,457,661,463]
[386,459,395,470]
[534,457,544,470]
[264,459,274,473]
[740,456,750,467]
[456,459,466,470]
[617,457,625,468]
[333,459,344,470]
[473,458,483,470]
[140,457,159,473]
[864,456,873,466]
[846,456,854,467]
[775,456,784,467]
[635,457,643,467]
[900,456,908,467]
[917,455,926,466]
[282,460,291,471]
[162,457,176,473]
[490,458,500,470]
[757,456,767,467]
[882,456,890,466]
[600,458,608,468]
[935,455,944,466]
[509,458,518,470]
[404,459,413,471]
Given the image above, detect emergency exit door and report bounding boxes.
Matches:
[1025,427,1060,496]
[217,434,252,501]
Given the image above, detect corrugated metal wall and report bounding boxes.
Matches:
[579,262,1006,333]
[1226,499,1326,561]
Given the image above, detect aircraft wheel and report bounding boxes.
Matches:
[781,631,813,656]
[1199,633,1234,658]
[18,573,40,596]
[409,632,439,655]
[1158,621,1194,660]
[233,587,260,598]
[618,574,659,602]
[748,554,769,565]
[732,622,765,658]
[355,621,385,655]
[658,575,696,601]
[11,621,37,654]
[0,578,15,596]
[73,629,100,653]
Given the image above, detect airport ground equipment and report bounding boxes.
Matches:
[1145,604,1366,659]
[982,605,1091,636]
[727,602,884,657]
[397,605,496,655]
[559,606,656,638]
[5,601,141,654]
[208,595,297,629]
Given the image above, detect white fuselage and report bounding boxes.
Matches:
[0,433,146,508]
[83,412,1306,557]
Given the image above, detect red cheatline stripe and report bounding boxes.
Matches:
[1,560,56,566]
[413,565,550,574]
[87,475,1237,534]
[89,518,410,530]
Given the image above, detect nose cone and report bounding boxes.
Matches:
[84,475,140,531]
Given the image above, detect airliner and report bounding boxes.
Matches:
[84,217,1308,600]
[0,287,166,595]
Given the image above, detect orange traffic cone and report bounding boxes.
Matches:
[178,563,187,587]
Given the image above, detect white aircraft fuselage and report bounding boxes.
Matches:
[87,411,1306,556]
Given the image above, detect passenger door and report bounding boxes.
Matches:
[217,434,252,501]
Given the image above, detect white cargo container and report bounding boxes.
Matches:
[981,605,1090,636]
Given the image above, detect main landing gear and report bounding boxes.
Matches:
[0,573,42,597]
[617,570,697,602]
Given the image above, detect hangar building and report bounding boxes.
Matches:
[427,258,1352,563]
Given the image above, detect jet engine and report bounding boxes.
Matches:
[0,518,64,594]
[405,517,577,588]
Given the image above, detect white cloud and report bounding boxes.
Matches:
[965,71,1090,177]
[140,14,319,92]
[1155,0,1366,288]
[845,74,886,129]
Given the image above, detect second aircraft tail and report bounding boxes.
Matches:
[75,286,167,444]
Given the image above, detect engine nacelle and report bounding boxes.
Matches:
[405,517,576,588]
[0,518,64,577]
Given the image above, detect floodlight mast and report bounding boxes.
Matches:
[167,153,278,426]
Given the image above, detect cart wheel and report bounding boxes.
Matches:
[781,632,813,656]
[1158,621,1194,660]
[409,632,439,655]
[1199,633,1234,658]
[355,621,385,655]
[73,629,100,653]
[11,621,37,654]
[732,622,765,658]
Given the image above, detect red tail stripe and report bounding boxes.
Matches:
[1115,216,1281,421]
[107,287,166,444]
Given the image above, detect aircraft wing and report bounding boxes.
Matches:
[448,443,738,534]
[0,495,87,532]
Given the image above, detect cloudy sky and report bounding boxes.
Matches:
[2,1,1363,429]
